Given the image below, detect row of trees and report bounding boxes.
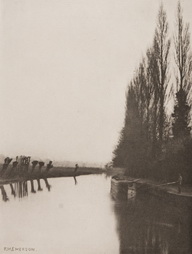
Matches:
[113,2,192,183]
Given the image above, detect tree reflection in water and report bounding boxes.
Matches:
[37,179,43,191]
[0,176,78,202]
[0,178,52,201]
[10,183,16,197]
[0,186,9,202]
[113,195,192,254]
[44,178,51,191]
[73,176,77,185]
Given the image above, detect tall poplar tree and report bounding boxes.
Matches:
[154,4,171,144]
[172,1,192,138]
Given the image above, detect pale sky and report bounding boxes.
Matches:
[0,0,192,164]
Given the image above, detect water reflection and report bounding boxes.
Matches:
[0,175,191,254]
[44,178,52,191]
[0,178,52,201]
[73,176,77,185]
[0,185,9,202]
[10,183,16,197]
[113,195,192,254]
[37,179,43,191]
[0,176,78,202]
[14,181,28,198]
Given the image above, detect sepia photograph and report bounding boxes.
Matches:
[0,0,192,253]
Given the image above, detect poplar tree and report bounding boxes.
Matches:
[172,1,192,138]
[154,4,171,144]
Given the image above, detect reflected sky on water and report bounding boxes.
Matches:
[0,175,191,254]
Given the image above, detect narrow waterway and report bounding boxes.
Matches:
[0,174,191,253]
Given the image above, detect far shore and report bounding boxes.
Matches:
[0,166,105,185]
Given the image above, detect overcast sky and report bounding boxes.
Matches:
[0,0,192,164]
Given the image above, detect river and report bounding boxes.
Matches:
[0,174,191,254]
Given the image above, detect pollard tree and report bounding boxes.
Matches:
[172,1,192,138]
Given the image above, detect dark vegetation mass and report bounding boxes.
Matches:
[113,2,192,184]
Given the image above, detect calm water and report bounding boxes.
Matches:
[0,174,191,254]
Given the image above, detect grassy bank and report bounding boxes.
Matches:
[0,165,105,185]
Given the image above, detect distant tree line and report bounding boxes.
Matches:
[113,2,192,183]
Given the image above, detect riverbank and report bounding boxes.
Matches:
[0,166,104,185]
[111,175,192,208]
[134,177,192,197]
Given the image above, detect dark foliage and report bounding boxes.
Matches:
[112,2,192,183]
[172,88,191,138]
